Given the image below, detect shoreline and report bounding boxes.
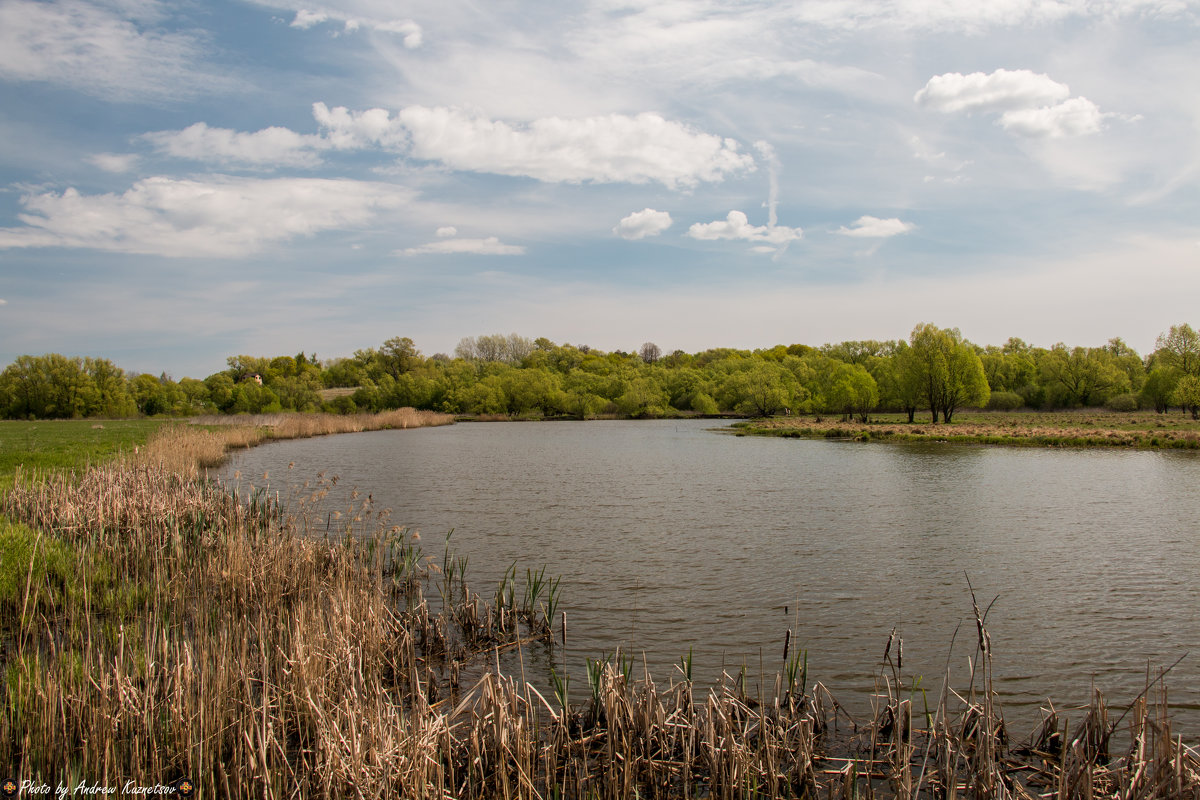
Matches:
[733,411,1200,449]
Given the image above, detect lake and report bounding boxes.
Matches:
[219,418,1200,735]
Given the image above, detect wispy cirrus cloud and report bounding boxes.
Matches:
[288,8,422,46]
[0,0,229,100]
[399,236,525,256]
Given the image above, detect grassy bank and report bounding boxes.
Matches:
[2,413,1199,797]
[734,409,1200,449]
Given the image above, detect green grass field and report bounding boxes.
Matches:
[0,419,169,483]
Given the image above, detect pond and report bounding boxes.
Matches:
[220,418,1200,735]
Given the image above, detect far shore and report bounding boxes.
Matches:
[732,409,1200,449]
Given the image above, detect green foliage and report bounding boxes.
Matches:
[986,391,1024,411]
[1141,367,1181,413]
[1105,392,1140,412]
[717,361,801,417]
[1155,323,1200,375]
[903,324,989,422]
[4,323,1196,423]
[1171,374,1200,419]
[1040,345,1130,408]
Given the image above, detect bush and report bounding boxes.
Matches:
[1105,392,1140,412]
[986,391,1024,411]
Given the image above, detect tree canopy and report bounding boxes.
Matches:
[5,322,1200,421]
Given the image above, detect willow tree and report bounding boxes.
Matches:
[904,323,989,423]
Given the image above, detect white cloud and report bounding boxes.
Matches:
[311,102,407,149]
[290,10,329,29]
[835,216,916,238]
[915,69,1070,113]
[787,0,1193,32]
[0,299,7,306]
[1000,97,1107,138]
[89,153,139,173]
[144,123,326,167]
[0,0,224,100]
[400,237,525,256]
[917,69,1119,140]
[614,208,673,240]
[394,107,754,188]
[687,210,802,251]
[435,226,458,237]
[289,8,421,46]
[0,176,411,257]
[154,104,753,187]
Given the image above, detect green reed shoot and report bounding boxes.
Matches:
[679,645,694,682]
[550,666,570,711]
[785,647,808,697]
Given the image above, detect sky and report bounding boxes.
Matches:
[0,0,1198,378]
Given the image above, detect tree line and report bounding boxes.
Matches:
[4,324,1200,422]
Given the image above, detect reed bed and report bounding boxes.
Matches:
[2,424,1198,797]
[141,408,454,476]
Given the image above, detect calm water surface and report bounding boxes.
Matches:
[221,419,1200,734]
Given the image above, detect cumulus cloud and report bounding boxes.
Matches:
[835,216,916,238]
[688,210,802,252]
[289,9,422,46]
[0,176,411,258]
[0,0,225,100]
[435,226,458,237]
[399,237,525,256]
[88,153,139,173]
[311,102,408,149]
[917,68,1115,139]
[999,97,1108,138]
[0,299,7,306]
[915,69,1070,113]
[395,107,753,188]
[614,209,673,240]
[144,122,326,167]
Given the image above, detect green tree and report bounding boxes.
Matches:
[1155,324,1200,375]
[903,324,989,423]
[379,336,421,378]
[823,362,879,421]
[1171,374,1200,419]
[717,362,800,417]
[131,373,170,416]
[1141,367,1181,413]
[1039,346,1130,407]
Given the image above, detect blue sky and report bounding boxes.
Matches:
[0,0,1198,378]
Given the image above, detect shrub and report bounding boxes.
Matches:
[1105,392,1140,412]
[986,391,1024,411]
